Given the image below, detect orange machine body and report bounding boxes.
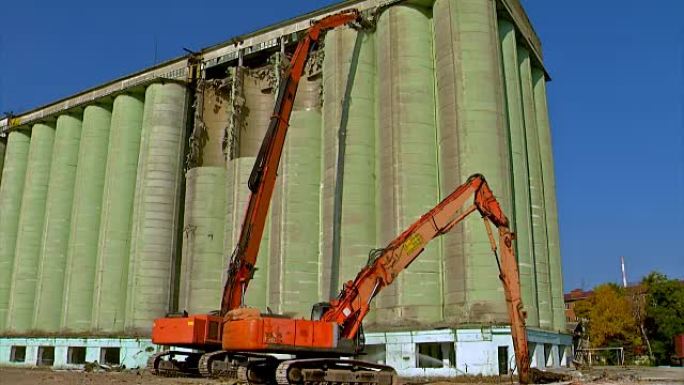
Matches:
[222,317,349,354]
[152,314,223,348]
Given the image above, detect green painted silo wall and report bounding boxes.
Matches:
[533,68,565,331]
[434,0,512,324]
[126,83,187,333]
[179,167,226,314]
[0,130,31,331]
[33,113,83,332]
[61,103,113,332]
[498,19,539,327]
[321,27,377,321]
[518,46,553,329]
[268,76,322,316]
[375,5,442,325]
[7,122,56,332]
[92,93,144,333]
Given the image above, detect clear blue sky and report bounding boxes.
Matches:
[1,1,682,291]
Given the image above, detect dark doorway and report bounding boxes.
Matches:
[497,346,509,375]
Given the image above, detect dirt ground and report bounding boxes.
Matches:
[0,366,682,385]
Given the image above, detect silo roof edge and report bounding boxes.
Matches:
[1,0,547,133]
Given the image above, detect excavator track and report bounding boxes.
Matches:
[275,358,397,385]
[198,350,241,378]
[232,353,281,384]
[146,351,201,377]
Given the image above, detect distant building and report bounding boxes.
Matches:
[563,288,592,326]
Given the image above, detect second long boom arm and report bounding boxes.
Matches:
[321,173,531,383]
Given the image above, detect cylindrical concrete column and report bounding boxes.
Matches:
[92,93,145,333]
[33,113,83,332]
[533,68,565,331]
[179,167,226,314]
[321,28,377,317]
[126,82,188,334]
[498,19,539,327]
[61,103,113,332]
[0,130,31,331]
[434,0,512,323]
[375,5,442,326]
[268,75,322,317]
[7,122,56,332]
[519,46,553,329]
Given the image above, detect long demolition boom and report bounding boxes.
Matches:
[220,10,363,315]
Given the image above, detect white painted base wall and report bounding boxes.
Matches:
[0,337,156,369]
[0,327,572,376]
[364,327,572,377]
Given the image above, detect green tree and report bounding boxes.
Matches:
[642,272,684,364]
[574,284,643,361]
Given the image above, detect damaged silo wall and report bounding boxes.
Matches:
[221,65,276,311]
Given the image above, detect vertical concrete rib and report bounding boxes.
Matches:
[518,46,552,329]
[7,122,56,332]
[33,113,83,332]
[126,83,188,334]
[321,27,376,321]
[61,104,112,332]
[92,93,144,333]
[434,0,512,323]
[268,75,322,316]
[532,68,564,331]
[179,167,226,313]
[0,130,31,331]
[497,19,539,327]
[0,138,6,186]
[375,5,442,325]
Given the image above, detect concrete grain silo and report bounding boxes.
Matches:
[0,0,568,375]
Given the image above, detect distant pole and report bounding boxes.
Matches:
[621,256,628,288]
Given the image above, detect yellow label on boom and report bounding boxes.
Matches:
[404,233,424,255]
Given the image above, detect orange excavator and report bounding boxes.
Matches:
[149,9,532,384]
